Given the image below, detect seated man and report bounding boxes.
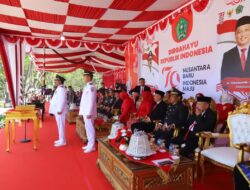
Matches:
[99,89,115,116]
[155,88,189,147]
[30,94,45,121]
[119,92,136,124]
[171,96,217,157]
[129,78,151,95]
[97,91,105,113]
[131,90,167,133]
[105,89,116,116]
[98,90,109,115]
[102,90,110,113]
[109,90,122,117]
[98,82,106,94]
[163,90,170,104]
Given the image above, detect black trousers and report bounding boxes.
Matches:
[171,135,198,157]
[153,129,175,148]
[131,122,155,133]
[29,102,45,121]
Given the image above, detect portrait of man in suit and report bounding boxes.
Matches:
[221,16,250,80]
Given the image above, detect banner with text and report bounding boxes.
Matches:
[138,0,250,102]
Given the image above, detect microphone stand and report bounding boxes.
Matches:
[20,93,31,143]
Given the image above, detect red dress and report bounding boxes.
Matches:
[136,91,154,117]
[216,103,234,123]
[119,92,136,123]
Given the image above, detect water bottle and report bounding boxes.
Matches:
[156,138,164,146]
[169,143,174,155]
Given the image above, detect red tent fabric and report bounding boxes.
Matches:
[103,68,125,88]
[1,35,125,73]
[0,0,189,72]
[0,0,203,106]
[0,0,188,43]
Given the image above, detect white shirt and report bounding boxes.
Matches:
[79,81,97,117]
[237,46,249,60]
[156,100,161,104]
[140,86,144,94]
[49,85,67,114]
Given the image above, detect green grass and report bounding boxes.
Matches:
[0,115,5,121]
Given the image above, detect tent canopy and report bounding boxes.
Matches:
[0,0,189,72]
[30,42,125,73]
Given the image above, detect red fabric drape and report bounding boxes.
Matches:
[103,74,115,88]
[103,68,125,88]
[0,36,16,107]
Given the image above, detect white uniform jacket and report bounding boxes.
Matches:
[49,85,67,115]
[79,82,97,117]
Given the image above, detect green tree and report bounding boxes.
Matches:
[0,54,103,102]
[0,59,8,101]
[60,70,103,91]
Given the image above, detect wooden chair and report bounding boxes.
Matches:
[198,102,250,181]
[76,116,112,143]
[193,108,226,178]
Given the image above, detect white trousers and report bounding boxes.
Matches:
[83,115,95,149]
[55,113,66,143]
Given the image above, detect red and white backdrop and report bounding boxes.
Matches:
[0,36,25,107]
[125,38,140,91]
[0,0,193,106]
[0,35,126,106]
[126,0,250,102]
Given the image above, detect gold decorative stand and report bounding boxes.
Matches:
[5,105,41,152]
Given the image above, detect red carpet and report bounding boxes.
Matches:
[0,109,234,190]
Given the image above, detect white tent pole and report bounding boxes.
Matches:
[43,46,46,86]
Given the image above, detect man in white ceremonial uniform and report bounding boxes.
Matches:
[79,71,97,153]
[49,75,68,147]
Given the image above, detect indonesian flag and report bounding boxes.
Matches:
[217,19,237,44]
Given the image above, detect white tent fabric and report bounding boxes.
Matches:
[2,36,25,105]
[0,0,190,73]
